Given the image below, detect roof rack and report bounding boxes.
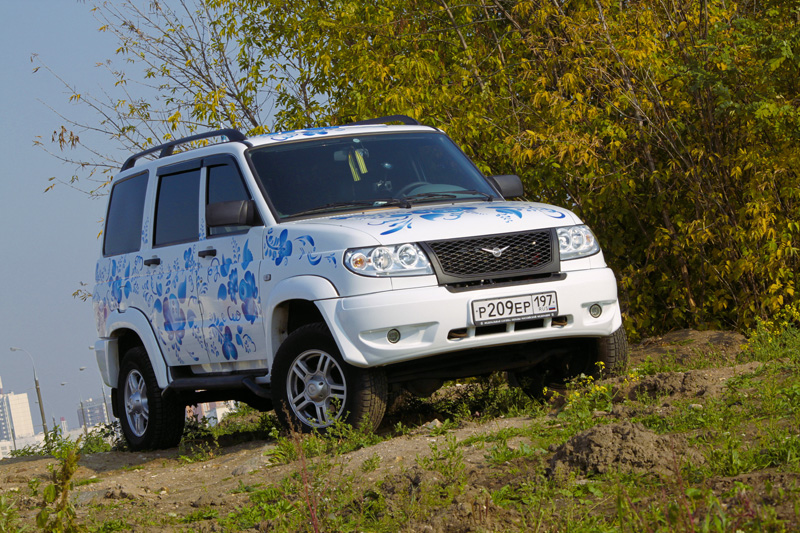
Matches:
[121,128,246,171]
[346,115,420,126]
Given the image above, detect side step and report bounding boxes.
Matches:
[161,374,272,411]
[163,374,272,404]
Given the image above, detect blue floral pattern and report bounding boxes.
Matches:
[94,246,206,364]
[198,239,261,360]
[330,204,566,235]
[260,126,342,143]
[266,229,337,267]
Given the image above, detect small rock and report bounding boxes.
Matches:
[689,404,704,410]
[192,494,219,508]
[428,419,443,429]
[105,488,134,500]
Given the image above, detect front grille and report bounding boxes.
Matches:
[423,229,558,284]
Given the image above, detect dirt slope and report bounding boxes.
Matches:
[2,329,798,531]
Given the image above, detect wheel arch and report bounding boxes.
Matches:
[264,275,339,365]
[98,307,171,390]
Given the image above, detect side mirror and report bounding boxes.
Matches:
[206,200,259,227]
[488,174,524,199]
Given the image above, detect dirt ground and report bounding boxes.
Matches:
[2,329,798,531]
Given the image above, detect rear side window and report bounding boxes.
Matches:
[154,169,201,246]
[104,172,148,256]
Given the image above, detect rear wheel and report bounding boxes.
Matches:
[117,347,185,450]
[272,323,387,433]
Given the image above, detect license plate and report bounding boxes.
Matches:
[471,292,558,326]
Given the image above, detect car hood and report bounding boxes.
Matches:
[286,201,581,244]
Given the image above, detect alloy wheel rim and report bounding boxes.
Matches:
[286,349,347,428]
[124,369,149,437]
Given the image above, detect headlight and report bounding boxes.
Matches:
[345,243,433,276]
[557,225,600,260]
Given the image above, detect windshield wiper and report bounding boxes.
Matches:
[402,190,494,203]
[288,198,411,218]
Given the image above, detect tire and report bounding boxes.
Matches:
[596,325,630,377]
[509,326,630,398]
[117,347,185,451]
[272,322,387,433]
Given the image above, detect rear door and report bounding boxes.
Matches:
[143,160,210,366]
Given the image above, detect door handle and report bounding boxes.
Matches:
[144,257,161,266]
[198,248,217,258]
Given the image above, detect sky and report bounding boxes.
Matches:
[0,1,119,430]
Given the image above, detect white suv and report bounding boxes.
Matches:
[92,116,627,449]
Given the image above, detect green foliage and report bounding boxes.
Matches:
[745,305,800,364]
[0,495,25,533]
[89,518,129,533]
[36,438,85,533]
[266,417,384,465]
[180,507,219,523]
[9,425,114,458]
[418,434,467,490]
[47,0,800,338]
[206,0,800,338]
[79,425,115,454]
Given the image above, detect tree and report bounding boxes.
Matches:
[41,0,800,337]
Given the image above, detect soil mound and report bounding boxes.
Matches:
[548,421,704,477]
[631,369,722,400]
[631,329,745,366]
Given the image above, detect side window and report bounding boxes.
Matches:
[154,168,201,246]
[104,172,148,256]
[207,162,255,236]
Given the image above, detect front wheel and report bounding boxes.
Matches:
[272,323,387,433]
[509,326,630,398]
[596,325,629,377]
[116,347,185,450]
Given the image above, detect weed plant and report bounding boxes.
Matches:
[0,495,24,533]
[9,425,113,458]
[36,438,84,532]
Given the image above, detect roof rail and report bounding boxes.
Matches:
[346,115,420,126]
[120,128,246,171]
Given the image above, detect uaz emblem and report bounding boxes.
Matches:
[480,245,510,258]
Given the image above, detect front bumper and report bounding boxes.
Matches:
[317,267,622,367]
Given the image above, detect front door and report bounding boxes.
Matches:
[196,156,267,366]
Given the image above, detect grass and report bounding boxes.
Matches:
[11,324,800,531]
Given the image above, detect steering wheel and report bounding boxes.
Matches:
[397,181,430,196]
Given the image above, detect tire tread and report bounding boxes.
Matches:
[273,322,387,432]
[118,347,185,450]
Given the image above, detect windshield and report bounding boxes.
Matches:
[247,132,499,219]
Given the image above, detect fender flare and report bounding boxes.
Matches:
[100,307,171,389]
[263,275,340,362]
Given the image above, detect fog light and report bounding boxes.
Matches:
[387,329,401,343]
[589,304,602,318]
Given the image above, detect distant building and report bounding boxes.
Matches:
[0,376,35,440]
[77,397,111,429]
[0,396,11,442]
[187,401,236,426]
